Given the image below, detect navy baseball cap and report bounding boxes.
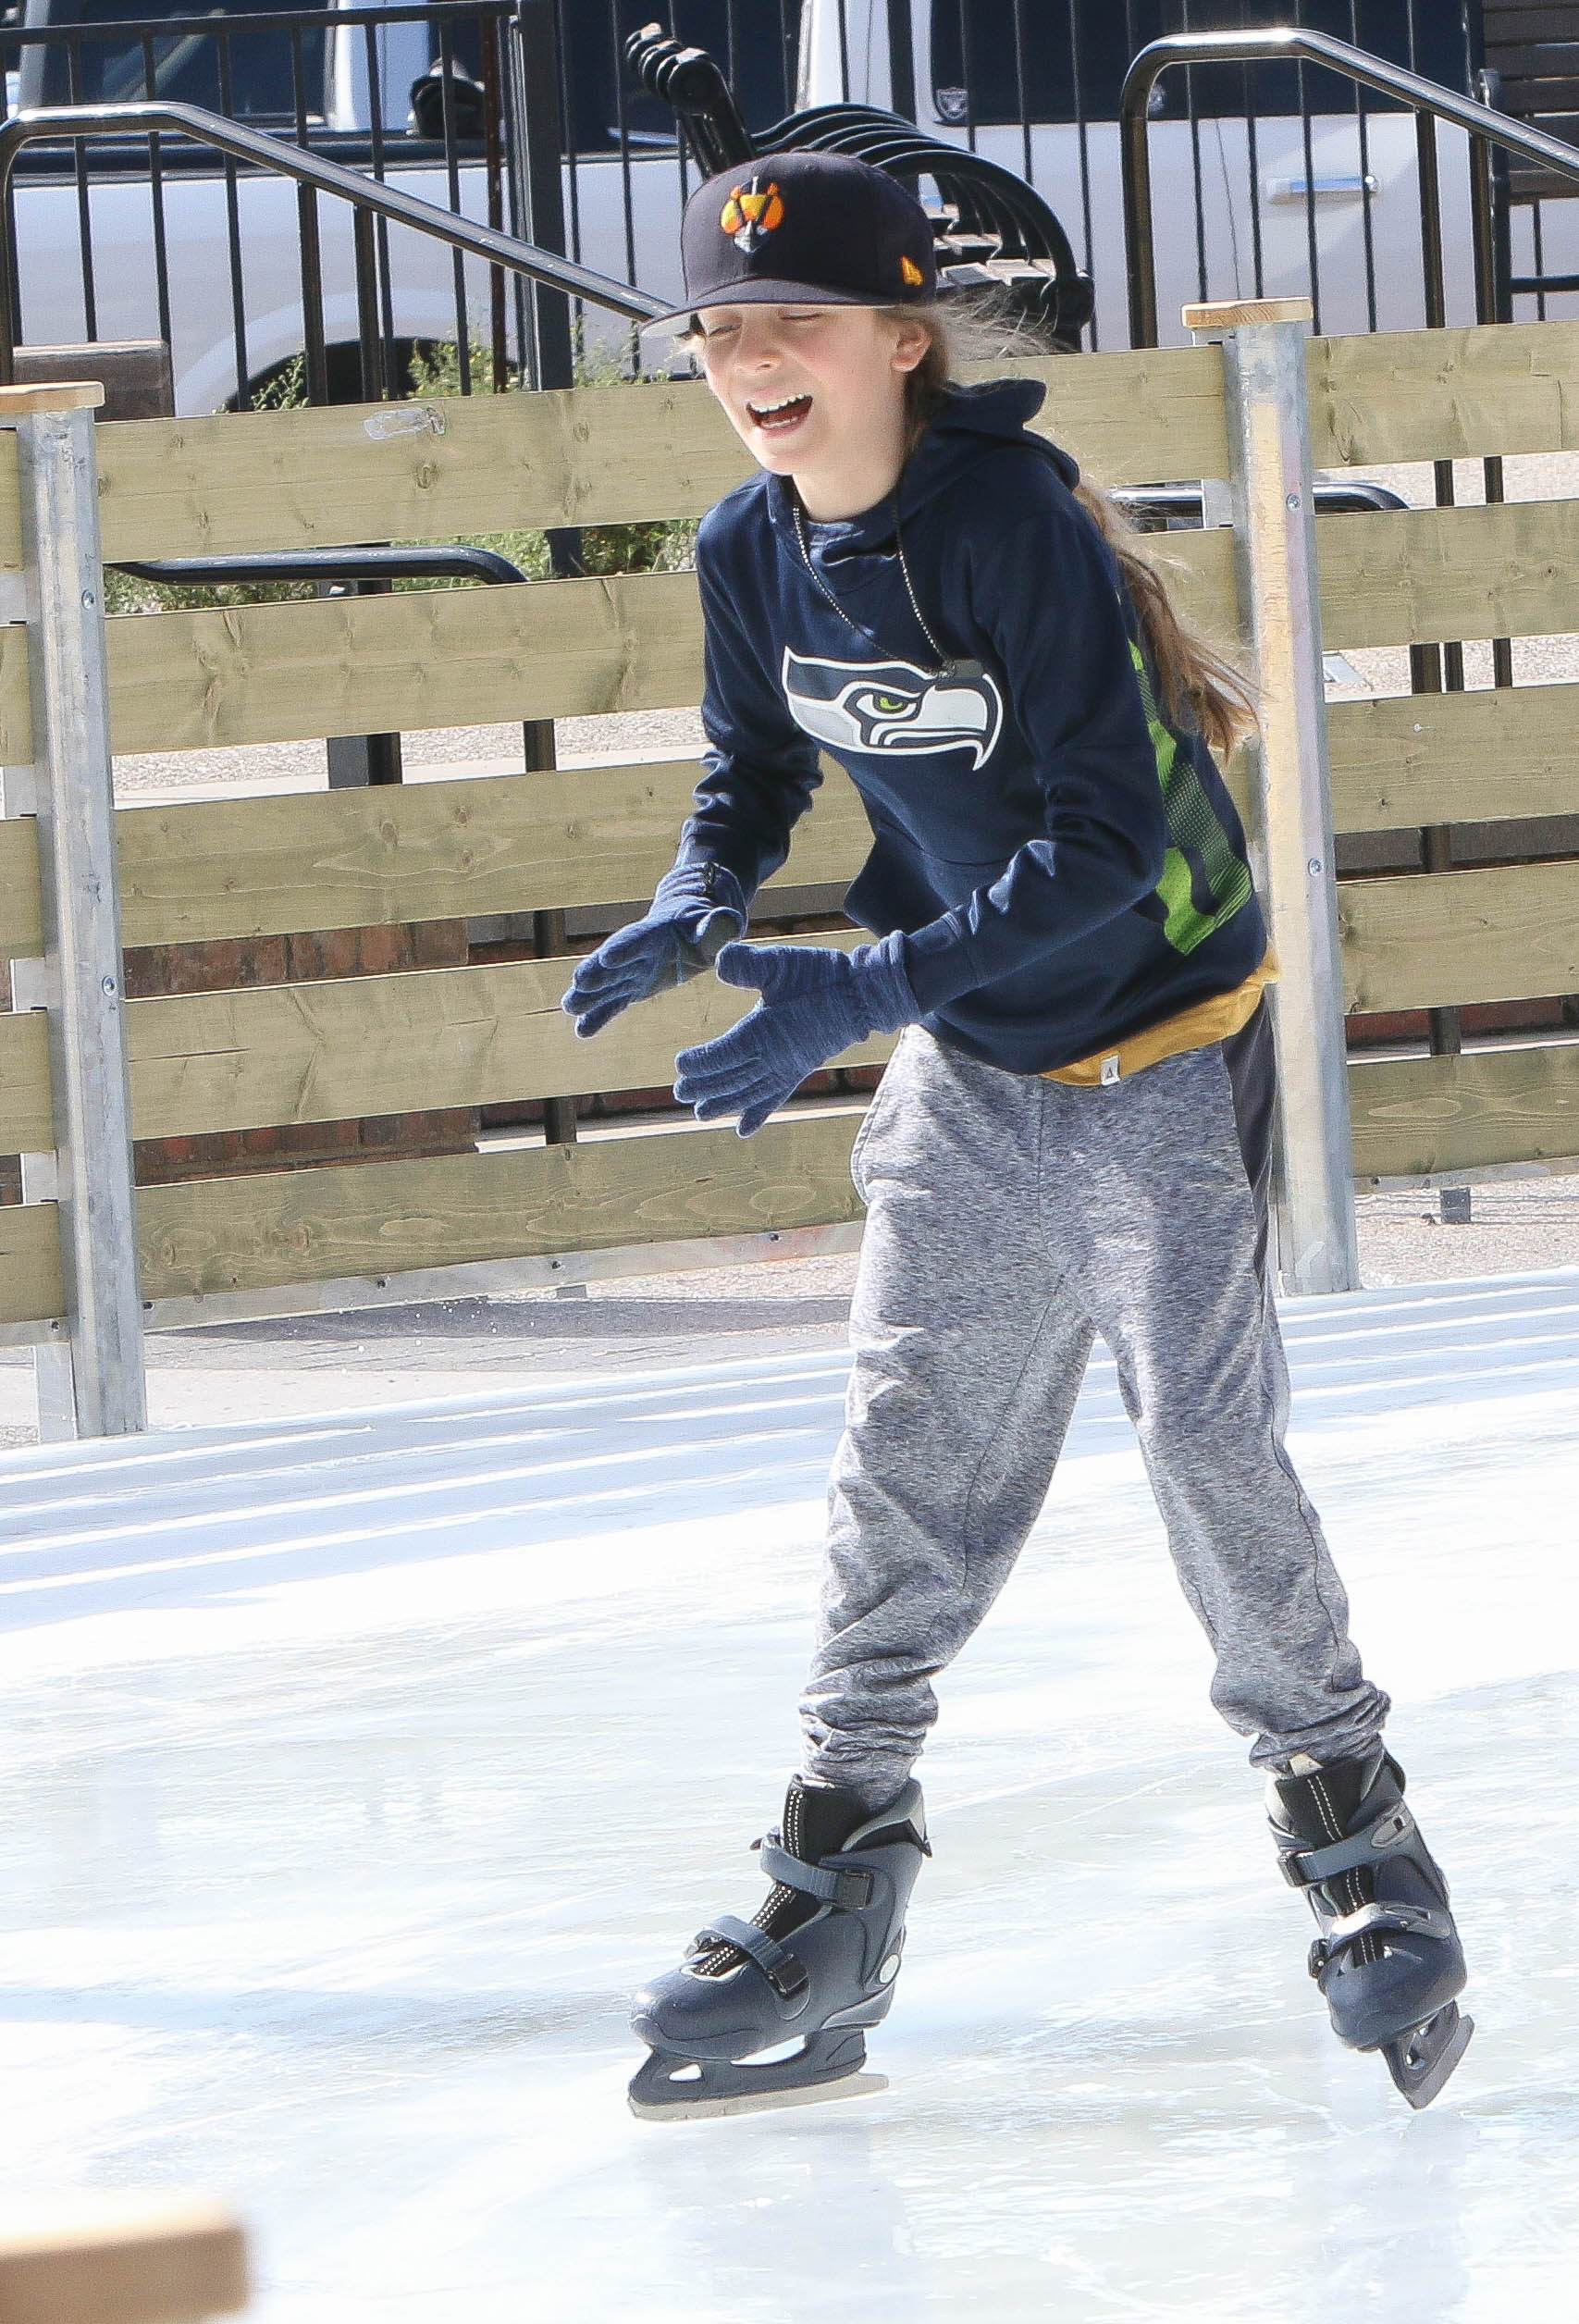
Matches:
[647,148,937,329]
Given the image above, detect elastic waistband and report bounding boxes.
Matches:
[1043,948,1279,1089]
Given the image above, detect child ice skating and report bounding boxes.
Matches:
[561,150,1471,2119]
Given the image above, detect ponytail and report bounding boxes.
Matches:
[897,301,1259,758]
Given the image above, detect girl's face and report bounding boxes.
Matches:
[697,303,930,520]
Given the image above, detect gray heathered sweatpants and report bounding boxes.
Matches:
[800,1005,1389,1809]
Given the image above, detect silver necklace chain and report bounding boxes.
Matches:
[791,488,956,679]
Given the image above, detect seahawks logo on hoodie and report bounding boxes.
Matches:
[782,648,1003,772]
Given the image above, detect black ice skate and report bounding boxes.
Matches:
[1269,1749,1472,2108]
[628,1777,928,2121]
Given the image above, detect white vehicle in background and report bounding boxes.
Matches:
[795,0,1492,347]
[2,0,703,410]
[0,1,1538,411]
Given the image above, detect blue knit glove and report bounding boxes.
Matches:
[561,861,746,1039]
[674,935,919,1137]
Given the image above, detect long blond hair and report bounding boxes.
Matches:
[899,301,1259,757]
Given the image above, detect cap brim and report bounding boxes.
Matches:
[638,278,924,335]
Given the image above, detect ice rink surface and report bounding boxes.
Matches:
[2,1269,1577,2322]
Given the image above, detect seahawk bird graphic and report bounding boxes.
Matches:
[782,649,1003,772]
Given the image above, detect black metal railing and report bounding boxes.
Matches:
[1120,26,1579,349]
[1,1,539,404]
[0,95,661,403]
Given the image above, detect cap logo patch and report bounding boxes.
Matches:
[721,176,784,257]
[900,254,925,288]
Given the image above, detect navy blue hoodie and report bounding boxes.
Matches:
[678,377,1266,1076]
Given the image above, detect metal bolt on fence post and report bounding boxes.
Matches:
[1184,299,1361,1297]
[0,381,147,1438]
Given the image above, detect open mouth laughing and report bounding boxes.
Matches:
[746,391,813,435]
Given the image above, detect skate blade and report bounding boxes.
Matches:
[628,2068,887,2123]
[1384,2003,1474,2110]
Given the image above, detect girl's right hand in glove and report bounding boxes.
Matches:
[560,861,747,1039]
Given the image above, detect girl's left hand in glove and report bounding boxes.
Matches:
[673,934,919,1138]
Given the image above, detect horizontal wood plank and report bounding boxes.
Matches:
[101,530,1242,760]
[1350,1043,1579,1180]
[0,1007,53,1150]
[1327,683,1579,832]
[0,624,31,766]
[125,935,893,1138]
[0,1197,62,1324]
[113,755,871,946]
[136,1110,866,1298]
[0,2201,248,2324]
[105,572,705,755]
[1341,859,1579,1012]
[1309,318,1579,466]
[1315,498,1579,650]
[92,351,1228,562]
[0,813,41,957]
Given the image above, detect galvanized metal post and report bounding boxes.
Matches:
[1184,299,1360,1296]
[1,380,147,1436]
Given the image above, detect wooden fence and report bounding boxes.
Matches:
[2,313,1577,1429]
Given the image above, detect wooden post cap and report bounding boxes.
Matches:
[0,2198,248,2324]
[1181,298,1314,333]
[0,381,107,416]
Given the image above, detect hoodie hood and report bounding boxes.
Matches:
[764,376,1078,552]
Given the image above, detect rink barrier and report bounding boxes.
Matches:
[4,315,1579,1426]
[0,2197,248,2324]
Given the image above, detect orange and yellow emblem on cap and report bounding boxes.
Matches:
[721,176,784,256]
[900,254,925,288]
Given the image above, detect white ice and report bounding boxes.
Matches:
[2,1270,1578,2322]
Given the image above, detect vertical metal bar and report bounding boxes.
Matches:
[216,28,252,407]
[291,20,329,406]
[551,0,586,368]
[1348,0,1377,331]
[66,33,98,341]
[1010,0,1032,185]
[956,0,978,155]
[1196,301,1359,1295]
[605,0,639,372]
[363,19,398,394]
[0,99,20,369]
[498,0,532,381]
[1412,105,1462,1054]
[3,385,146,1437]
[1122,61,1160,348]
[886,0,917,120]
[438,19,473,393]
[141,31,174,352]
[516,0,576,393]
[1066,0,1095,345]
[481,15,510,391]
[522,718,577,1143]
[1186,52,1209,306]
[1470,131,1513,691]
[1242,33,1265,302]
[352,203,386,401]
[1296,57,1322,334]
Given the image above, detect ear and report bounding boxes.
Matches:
[890,316,933,378]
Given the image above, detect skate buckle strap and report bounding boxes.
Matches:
[758,1838,875,1910]
[1309,1898,1456,1973]
[691,1914,810,2001]
[1279,1804,1417,1889]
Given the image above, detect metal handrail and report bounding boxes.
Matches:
[1120,29,1579,347]
[0,98,665,383]
[109,545,528,588]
